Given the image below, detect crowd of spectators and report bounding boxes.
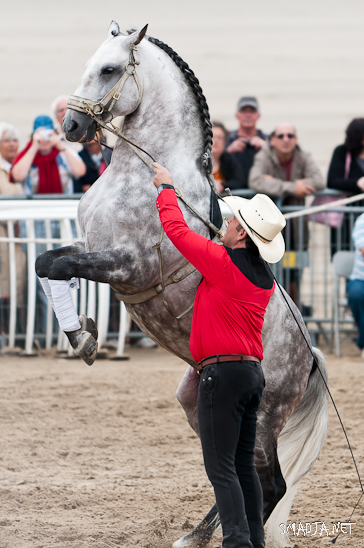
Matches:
[1,96,110,200]
[211,97,364,310]
[2,93,364,204]
[2,93,364,335]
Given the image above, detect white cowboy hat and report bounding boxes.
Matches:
[222,194,286,264]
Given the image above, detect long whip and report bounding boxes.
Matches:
[269,271,364,544]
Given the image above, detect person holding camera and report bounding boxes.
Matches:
[11,115,86,338]
[11,115,85,194]
[226,97,267,188]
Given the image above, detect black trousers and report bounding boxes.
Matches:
[198,360,265,548]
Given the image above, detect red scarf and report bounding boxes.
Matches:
[11,142,62,194]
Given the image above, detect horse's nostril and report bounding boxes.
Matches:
[68,120,78,133]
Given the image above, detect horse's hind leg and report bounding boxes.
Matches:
[172,398,287,548]
[255,436,286,523]
[172,442,285,548]
[172,505,220,548]
[176,365,200,435]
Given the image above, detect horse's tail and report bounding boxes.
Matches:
[265,347,328,547]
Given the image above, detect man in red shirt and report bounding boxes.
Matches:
[153,163,286,548]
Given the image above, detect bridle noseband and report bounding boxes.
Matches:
[67,46,142,122]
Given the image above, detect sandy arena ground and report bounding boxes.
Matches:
[0,343,363,548]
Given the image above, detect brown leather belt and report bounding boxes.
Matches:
[197,354,261,373]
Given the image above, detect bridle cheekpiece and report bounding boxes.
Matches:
[67,46,142,124]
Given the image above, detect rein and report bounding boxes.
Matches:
[67,41,222,319]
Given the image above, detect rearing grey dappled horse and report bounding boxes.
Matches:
[35,22,328,547]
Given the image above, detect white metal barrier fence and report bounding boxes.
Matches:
[222,189,364,351]
[1,191,364,356]
[0,197,128,357]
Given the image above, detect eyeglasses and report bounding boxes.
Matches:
[275,133,296,139]
[0,138,19,144]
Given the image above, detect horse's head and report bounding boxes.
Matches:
[63,21,148,142]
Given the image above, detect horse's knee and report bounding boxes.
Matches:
[35,250,55,278]
[48,256,74,280]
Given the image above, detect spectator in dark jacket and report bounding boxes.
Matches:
[327,118,364,254]
[212,122,244,193]
[225,97,267,187]
[74,132,112,193]
[328,118,364,194]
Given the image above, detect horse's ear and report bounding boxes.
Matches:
[125,25,148,48]
[135,24,148,45]
[108,20,120,38]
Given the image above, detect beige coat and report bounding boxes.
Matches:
[248,143,325,198]
[248,143,325,250]
[0,156,26,300]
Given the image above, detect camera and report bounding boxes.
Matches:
[244,140,255,149]
[39,129,53,141]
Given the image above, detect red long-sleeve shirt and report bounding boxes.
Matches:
[156,189,275,362]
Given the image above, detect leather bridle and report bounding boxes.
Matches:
[67,45,156,171]
[68,46,141,124]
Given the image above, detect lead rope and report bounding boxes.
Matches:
[269,267,364,544]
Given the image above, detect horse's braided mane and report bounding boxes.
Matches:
[127,29,213,175]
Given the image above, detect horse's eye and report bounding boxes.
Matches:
[102,67,115,75]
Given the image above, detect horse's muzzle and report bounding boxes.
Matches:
[63,110,97,143]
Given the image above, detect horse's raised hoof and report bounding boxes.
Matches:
[79,314,98,341]
[66,330,98,366]
[75,332,98,366]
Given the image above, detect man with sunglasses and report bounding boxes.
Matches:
[248,122,324,304]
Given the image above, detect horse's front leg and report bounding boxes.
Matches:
[35,241,86,278]
[46,250,126,284]
[35,246,121,365]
